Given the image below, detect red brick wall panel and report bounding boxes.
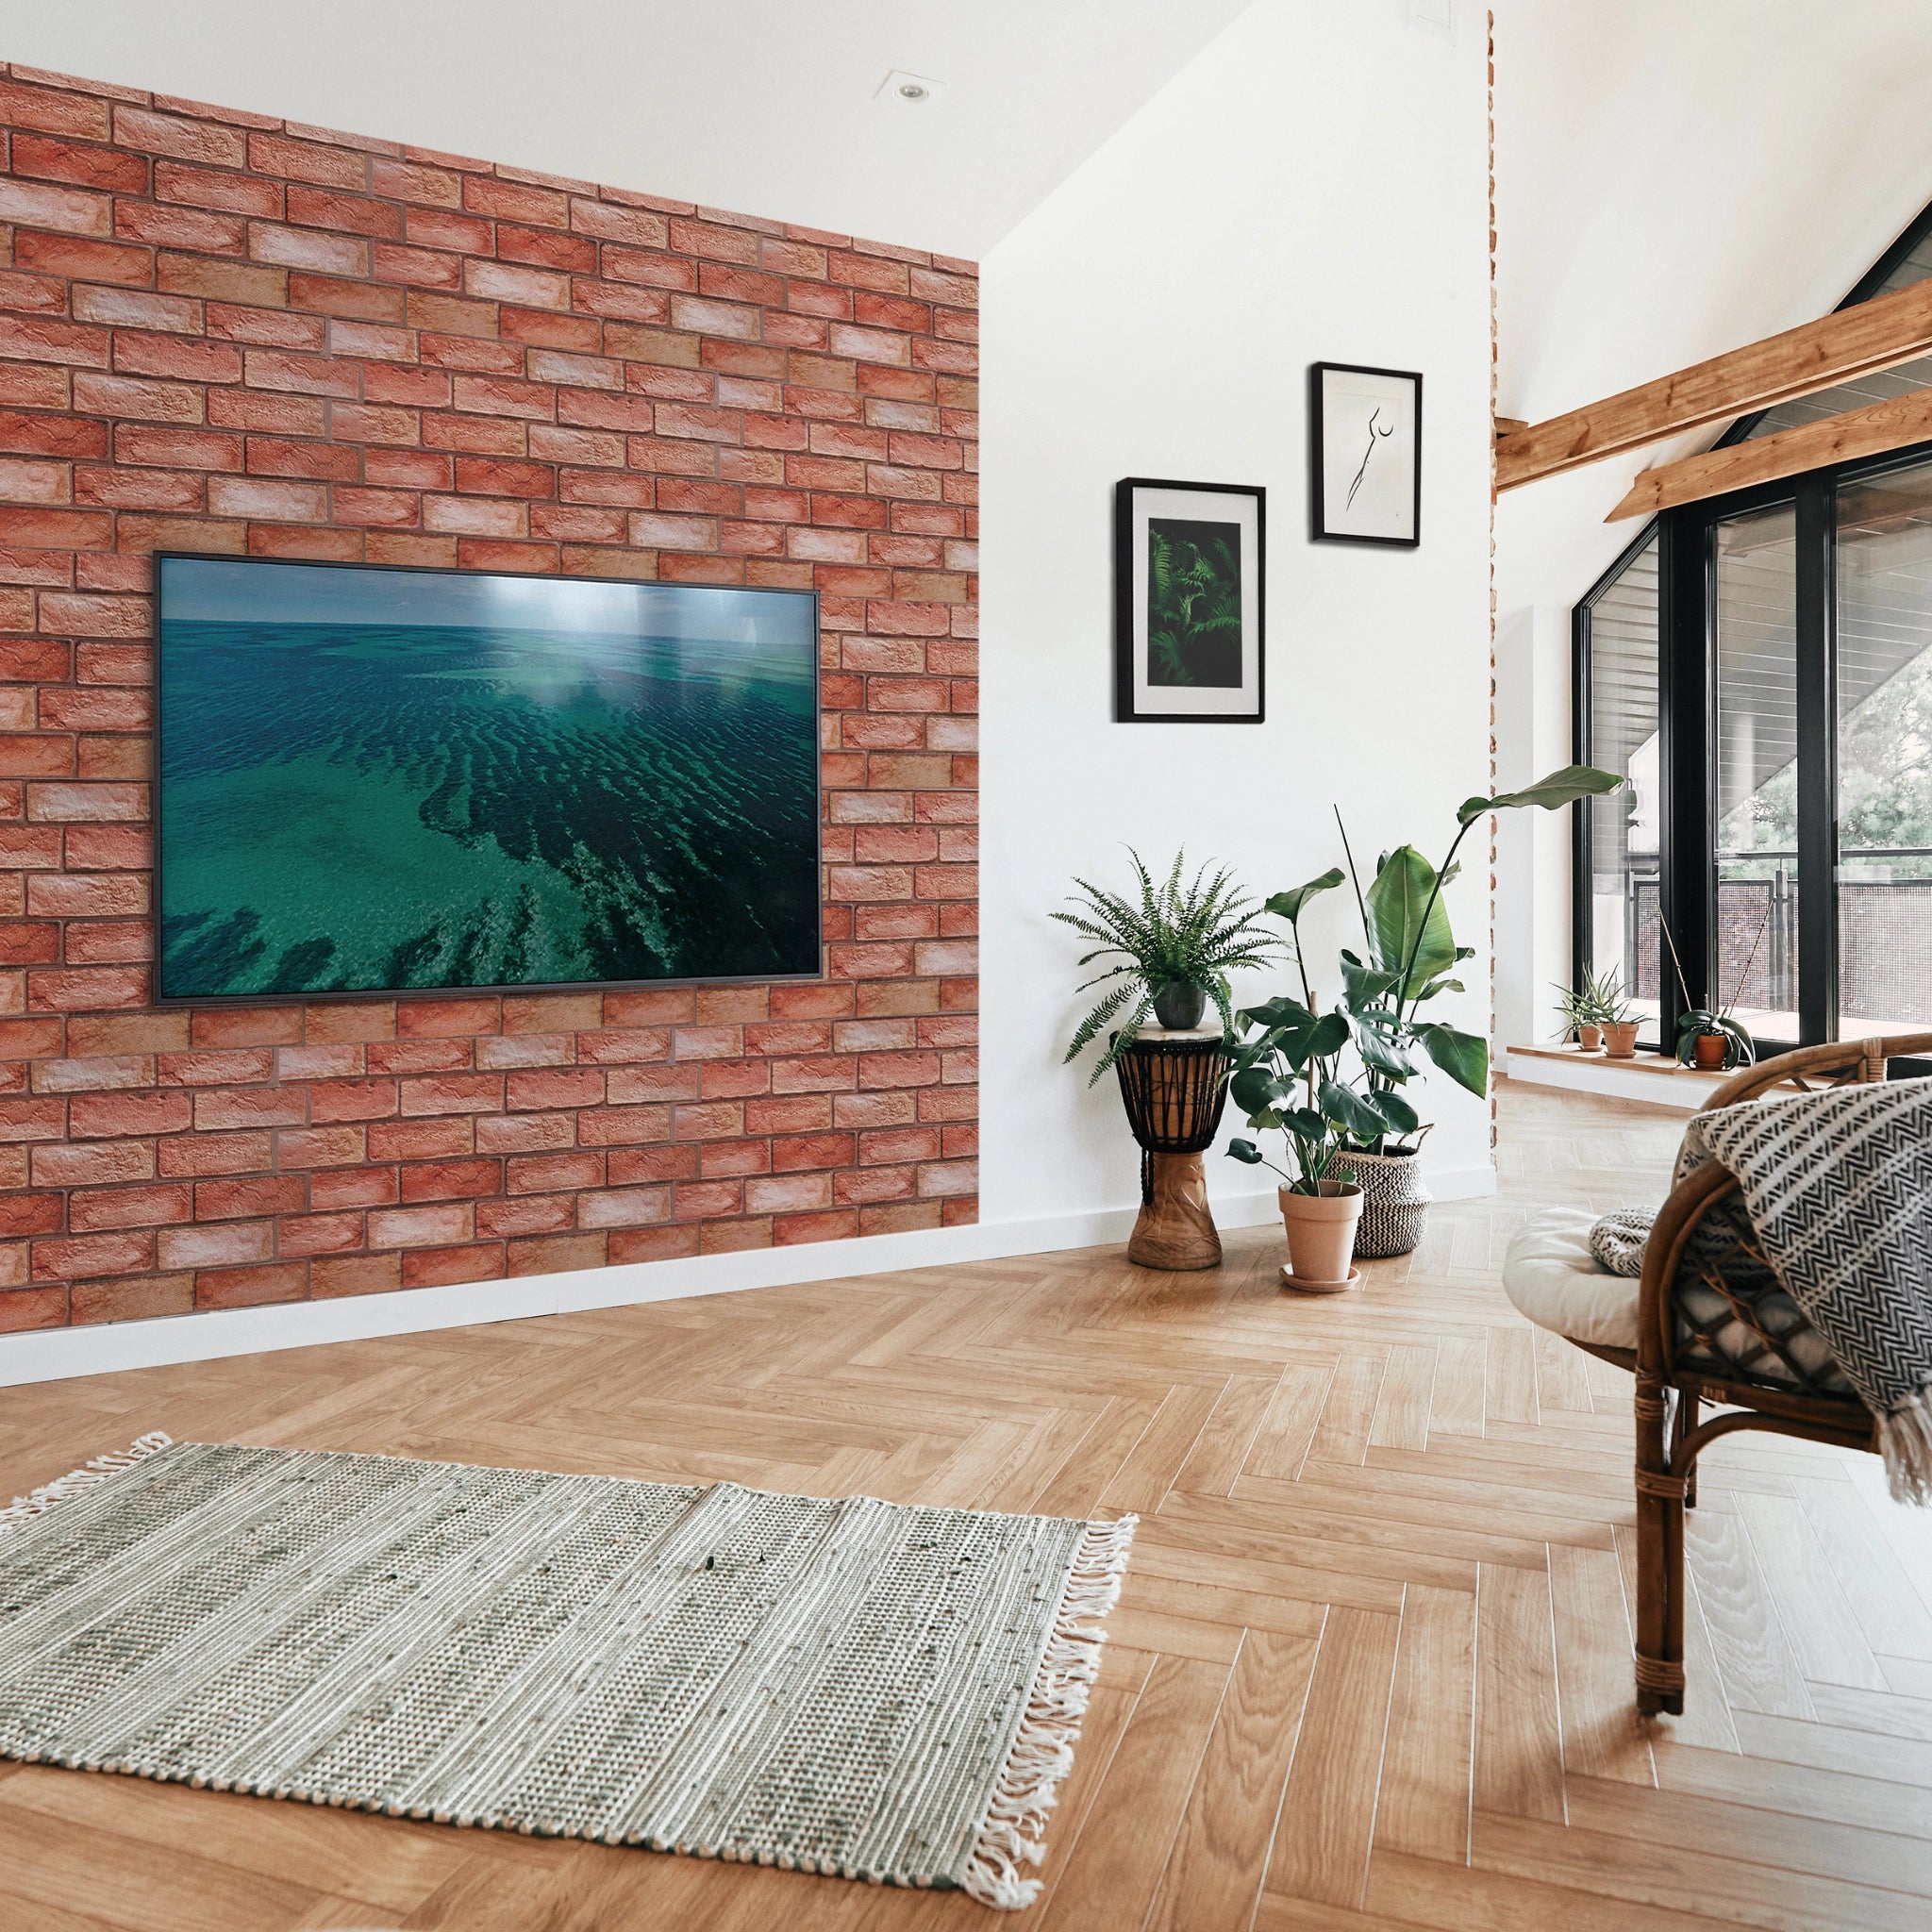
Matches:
[0,66,977,1327]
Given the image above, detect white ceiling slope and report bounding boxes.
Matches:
[0,0,1252,259]
[1493,0,1932,615]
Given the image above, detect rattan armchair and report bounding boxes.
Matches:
[1570,1032,1932,1715]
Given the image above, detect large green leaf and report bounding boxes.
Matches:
[1339,948,1403,1012]
[1456,762,1624,827]
[1356,1021,1421,1080]
[1319,1078,1389,1142]
[1264,868,1345,926]
[1239,994,1316,1031]
[1364,844,1457,994]
[1413,1021,1489,1096]
[1229,1067,1292,1117]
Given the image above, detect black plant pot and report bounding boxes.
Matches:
[1151,981,1208,1030]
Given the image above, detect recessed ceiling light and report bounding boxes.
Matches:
[875,69,944,106]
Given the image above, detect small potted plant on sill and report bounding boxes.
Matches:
[1552,964,1623,1051]
[1056,850,1280,1083]
[1594,972,1640,1058]
[1664,906,1767,1073]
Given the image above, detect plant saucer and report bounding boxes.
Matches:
[1280,1266,1362,1294]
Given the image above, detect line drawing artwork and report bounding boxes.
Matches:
[1346,405,1397,508]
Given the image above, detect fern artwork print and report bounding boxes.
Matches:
[155,556,821,1003]
[1114,478,1265,722]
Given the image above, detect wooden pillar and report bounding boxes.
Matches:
[1127,1151,1222,1271]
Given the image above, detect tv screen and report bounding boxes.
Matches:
[155,556,821,1003]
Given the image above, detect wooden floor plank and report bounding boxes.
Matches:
[1262,1607,1401,1908]
[1549,1543,1656,1788]
[1374,1584,1476,1862]
[1037,1653,1228,1932]
[1144,1627,1321,1932]
[1474,1561,1565,1825]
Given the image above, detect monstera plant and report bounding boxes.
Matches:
[1228,765,1625,1185]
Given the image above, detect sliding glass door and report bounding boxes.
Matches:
[1836,460,1932,1034]
[1713,504,1801,1041]
[1575,443,1932,1059]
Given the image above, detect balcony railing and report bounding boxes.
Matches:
[1597,849,1932,1035]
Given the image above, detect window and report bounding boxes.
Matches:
[1570,198,1932,1056]
[1836,461,1932,1037]
[1713,503,1800,1040]
[1578,535,1659,1030]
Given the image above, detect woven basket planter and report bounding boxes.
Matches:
[1344,1148,1431,1258]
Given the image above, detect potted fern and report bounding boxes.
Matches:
[1057,851,1279,1082]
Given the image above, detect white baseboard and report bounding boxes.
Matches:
[0,1162,1493,1390]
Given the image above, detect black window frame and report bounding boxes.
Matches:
[1571,192,1932,1066]
[1575,443,1932,1062]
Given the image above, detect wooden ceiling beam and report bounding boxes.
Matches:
[1607,385,1932,521]
[1496,275,1932,492]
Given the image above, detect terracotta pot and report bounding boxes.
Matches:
[1575,1024,1603,1052]
[1690,1029,1730,1071]
[1277,1180,1363,1286]
[1602,1020,1641,1058]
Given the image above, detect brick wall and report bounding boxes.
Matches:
[0,65,978,1333]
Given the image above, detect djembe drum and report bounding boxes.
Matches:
[1112,1027,1233,1270]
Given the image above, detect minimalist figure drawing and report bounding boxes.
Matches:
[1347,406,1397,509]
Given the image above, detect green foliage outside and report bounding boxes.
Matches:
[1722,649,1932,875]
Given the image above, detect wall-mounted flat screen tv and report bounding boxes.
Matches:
[156,555,821,1003]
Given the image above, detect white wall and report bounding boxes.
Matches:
[1493,605,1574,1052]
[978,0,1495,1232]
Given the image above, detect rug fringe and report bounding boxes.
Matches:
[0,1431,172,1536]
[960,1511,1139,1910]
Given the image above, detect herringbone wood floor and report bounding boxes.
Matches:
[4,1079,1932,1932]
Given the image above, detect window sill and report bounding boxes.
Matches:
[1502,1043,1727,1111]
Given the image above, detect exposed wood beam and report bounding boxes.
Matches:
[1607,385,1932,521]
[1494,417,1528,438]
[1496,275,1932,492]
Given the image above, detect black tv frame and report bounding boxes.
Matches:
[152,551,824,1008]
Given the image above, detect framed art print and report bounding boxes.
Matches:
[1310,363,1421,546]
[1114,477,1265,723]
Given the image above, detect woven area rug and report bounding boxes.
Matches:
[0,1435,1135,1908]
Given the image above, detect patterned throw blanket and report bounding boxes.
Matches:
[1591,1077,1932,1503]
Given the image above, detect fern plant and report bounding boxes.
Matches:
[1056,851,1280,1083]
[1147,524,1242,687]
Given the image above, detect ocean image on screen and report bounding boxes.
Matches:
[157,558,820,1000]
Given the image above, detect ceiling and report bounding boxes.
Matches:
[0,0,1253,260]
[1491,0,1932,615]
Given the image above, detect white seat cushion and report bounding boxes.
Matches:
[1502,1208,1639,1352]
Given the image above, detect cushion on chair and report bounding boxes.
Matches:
[1502,1205,1855,1395]
[1502,1208,1641,1351]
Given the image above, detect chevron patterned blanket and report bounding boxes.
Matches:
[1680,1077,1932,1503]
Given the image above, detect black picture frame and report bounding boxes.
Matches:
[153,550,824,1007]
[1113,477,1266,724]
[1310,362,1422,547]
